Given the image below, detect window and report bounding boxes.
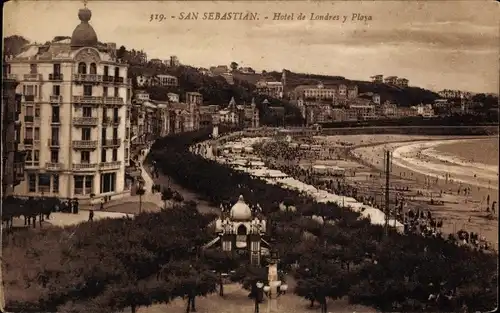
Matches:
[53,64,61,74]
[53,85,60,95]
[25,105,34,116]
[78,62,87,74]
[114,87,119,97]
[34,127,40,140]
[126,127,130,139]
[100,172,116,193]
[52,175,59,194]
[82,107,92,117]
[38,174,51,193]
[30,64,37,74]
[85,175,93,194]
[101,128,107,141]
[125,148,129,160]
[112,128,118,139]
[101,149,107,162]
[126,89,131,102]
[35,107,40,117]
[104,66,109,76]
[114,67,119,77]
[50,150,59,163]
[102,108,108,119]
[81,151,90,163]
[112,149,117,161]
[90,63,97,74]
[81,128,91,140]
[83,85,92,96]
[24,85,36,96]
[103,86,108,97]
[74,175,84,195]
[127,109,130,119]
[51,126,59,141]
[28,174,36,192]
[25,126,33,139]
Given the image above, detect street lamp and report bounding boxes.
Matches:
[262,280,288,313]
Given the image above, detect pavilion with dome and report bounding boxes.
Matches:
[204,195,270,266]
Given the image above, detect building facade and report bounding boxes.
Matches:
[2,77,26,195]
[5,6,132,200]
[256,80,284,99]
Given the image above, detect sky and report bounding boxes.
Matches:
[4,0,499,93]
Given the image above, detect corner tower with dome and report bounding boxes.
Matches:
[204,195,269,266]
[4,5,132,202]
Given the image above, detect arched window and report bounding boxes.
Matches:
[237,224,247,235]
[89,63,97,74]
[78,62,87,74]
[114,67,120,77]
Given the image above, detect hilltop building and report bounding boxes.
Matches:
[370,74,383,83]
[256,79,284,99]
[218,97,259,127]
[4,5,132,200]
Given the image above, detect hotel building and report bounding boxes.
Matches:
[4,5,132,200]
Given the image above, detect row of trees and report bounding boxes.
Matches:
[146,128,498,312]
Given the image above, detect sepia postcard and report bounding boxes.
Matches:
[1,1,499,313]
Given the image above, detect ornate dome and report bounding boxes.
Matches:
[230,195,252,221]
[71,7,98,48]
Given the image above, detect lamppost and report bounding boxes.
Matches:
[262,280,288,313]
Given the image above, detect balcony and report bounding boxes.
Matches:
[73,117,99,126]
[73,140,98,149]
[24,95,36,103]
[24,115,34,122]
[50,95,63,103]
[103,97,124,106]
[49,73,64,81]
[103,117,121,125]
[48,139,60,147]
[73,96,103,106]
[72,163,98,171]
[23,138,33,146]
[46,162,63,171]
[99,161,121,170]
[103,75,114,83]
[73,73,104,84]
[103,139,121,147]
[23,73,43,81]
[51,116,61,124]
[116,77,124,84]
[24,162,40,170]
[3,74,18,80]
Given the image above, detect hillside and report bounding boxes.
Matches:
[264,70,440,106]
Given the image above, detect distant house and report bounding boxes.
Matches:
[384,76,398,85]
[150,58,163,66]
[136,74,153,87]
[167,92,179,103]
[396,78,409,88]
[155,74,178,87]
[210,65,230,75]
[256,79,284,99]
[370,75,384,83]
[134,90,150,103]
[239,67,256,74]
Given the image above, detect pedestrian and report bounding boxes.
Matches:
[100,198,105,211]
[89,209,94,222]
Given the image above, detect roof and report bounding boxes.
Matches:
[71,8,98,48]
[230,195,252,221]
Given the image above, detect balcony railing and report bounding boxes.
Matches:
[73,140,98,149]
[99,161,121,170]
[73,117,99,126]
[72,163,98,171]
[103,117,121,125]
[103,76,114,83]
[103,97,124,106]
[46,162,63,171]
[3,74,18,80]
[23,73,42,81]
[73,96,103,105]
[48,139,60,147]
[24,95,36,102]
[103,139,121,147]
[24,162,40,169]
[50,95,63,103]
[73,74,104,83]
[49,73,64,81]
[23,138,33,145]
[24,115,34,122]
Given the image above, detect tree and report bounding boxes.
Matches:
[3,35,29,57]
[117,45,127,60]
[202,250,240,297]
[230,61,239,72]
[161,188,174,209]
